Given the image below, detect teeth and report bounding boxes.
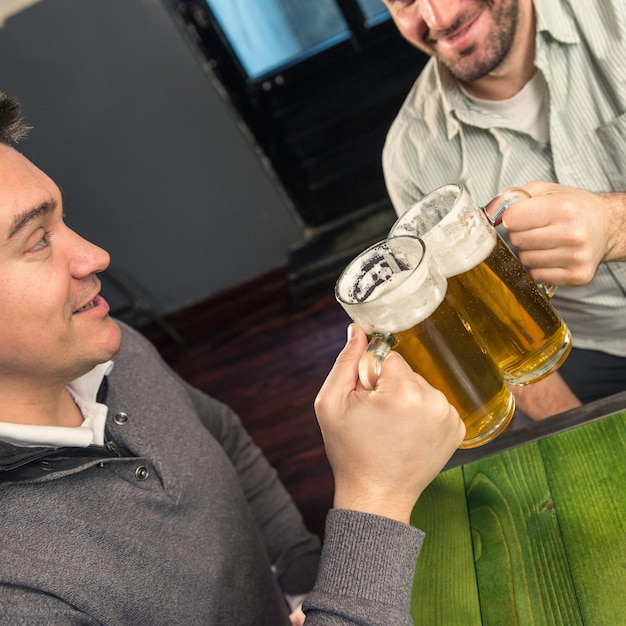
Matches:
[77,300,95,312]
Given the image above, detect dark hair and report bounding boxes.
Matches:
[0,92,30,144]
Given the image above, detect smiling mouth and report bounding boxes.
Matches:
[428,10,483,49]
[75,299,96,313]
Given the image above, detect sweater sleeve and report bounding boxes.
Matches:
[115,322,321,597]
[303,509,424,625]
[183,382,321,596]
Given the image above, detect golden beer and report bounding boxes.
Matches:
[446,236,571,384]
[385,298,515,448]
[336,236,515,448]
[390,184,571,385]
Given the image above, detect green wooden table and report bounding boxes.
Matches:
[410,391,626,625]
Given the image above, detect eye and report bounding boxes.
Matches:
[29,230,52,253]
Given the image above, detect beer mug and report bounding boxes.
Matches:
[335,235,515,449]
[389,184,572,386]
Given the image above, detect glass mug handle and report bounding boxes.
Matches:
[485,187,557,299]
[358,333,397,391]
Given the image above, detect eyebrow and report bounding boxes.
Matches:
[7,199,58,240]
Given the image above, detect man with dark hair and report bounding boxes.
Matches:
[0,95,30,143]
[381,0,626,420]
[0,91,464,625]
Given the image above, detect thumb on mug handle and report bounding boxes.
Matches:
[358,333,397,390]
[485,187,557,299]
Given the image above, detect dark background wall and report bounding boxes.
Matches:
[172,1,428,301]
[0,0,303,314]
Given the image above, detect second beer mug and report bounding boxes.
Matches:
[335,235,515,449]
[390,184,572,385]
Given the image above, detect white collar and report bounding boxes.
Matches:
[0,361,114,449]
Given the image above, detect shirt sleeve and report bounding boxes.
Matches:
[303,509,424,625]
[183,381,321,596]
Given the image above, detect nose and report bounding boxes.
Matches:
[419,0,464,31]
[69,229,111,279]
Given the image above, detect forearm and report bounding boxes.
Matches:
[601,191,626,262]
[303,509,423,625]
[510,372,581,421]
[306,325,464,623]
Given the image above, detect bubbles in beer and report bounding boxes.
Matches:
[390,183,571,385]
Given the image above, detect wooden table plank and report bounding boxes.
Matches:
[539,411,626,626]
[411,467,482,625]
[411,409,626,625]
[463,443,583,626]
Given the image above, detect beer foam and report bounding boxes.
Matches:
[392,185,496,278]
[428,215,496,277]
[336,239,447,335]
[392,186,459,237]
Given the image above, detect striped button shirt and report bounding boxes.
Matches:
[383,0,626,357]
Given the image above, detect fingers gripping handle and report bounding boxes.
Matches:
[487,188,557,299]
[358,334,397,390]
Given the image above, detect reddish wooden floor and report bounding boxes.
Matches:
[140,269,349,539]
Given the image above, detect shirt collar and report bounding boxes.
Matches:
[534,0,580,45]
[434,61,463,140]
[0,361,114,449]
[437,62,500,137]
[67,360,114,404]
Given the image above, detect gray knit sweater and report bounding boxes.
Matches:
[0,322,424,625]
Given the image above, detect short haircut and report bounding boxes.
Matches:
[0,92,31,145]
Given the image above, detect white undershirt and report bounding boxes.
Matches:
[0,361,113,448]
[460,70,550,142]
